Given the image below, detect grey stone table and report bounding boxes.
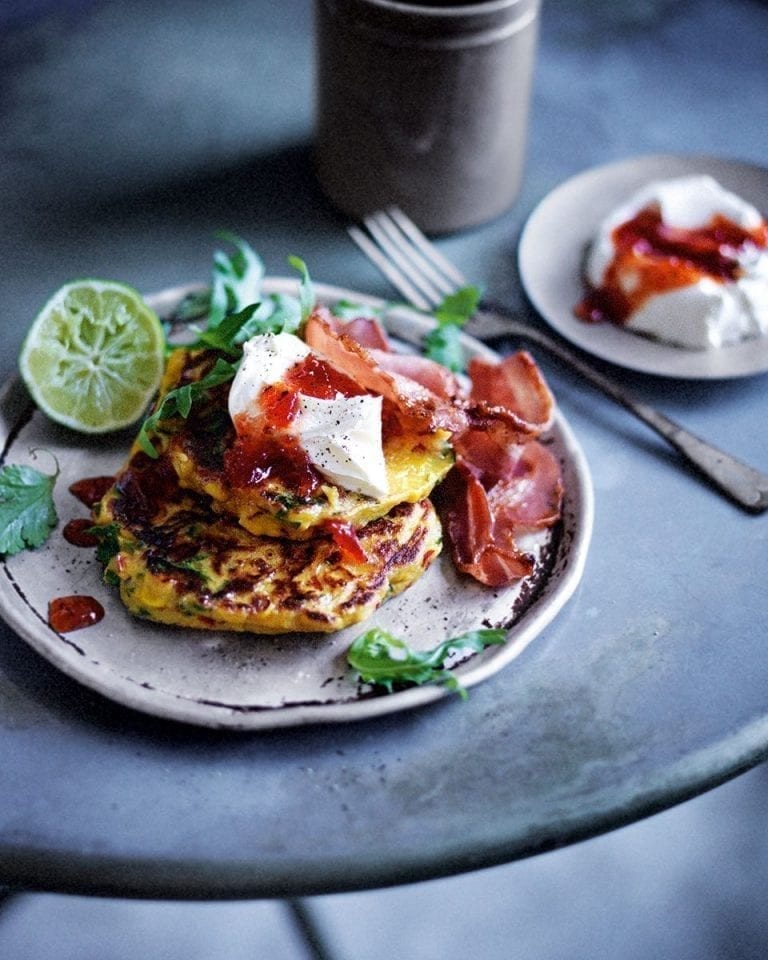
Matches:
[0,0,766,898]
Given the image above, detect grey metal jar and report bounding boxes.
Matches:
[313,0,541,234]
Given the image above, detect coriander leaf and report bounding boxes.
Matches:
[176,241,305,349]
[0,460,59,555]
[287,255,315,323]
[422,284,482,373]
[150,555,209,581]
[422,324,464,374]
[137,357,240,457]
[228,292,303,340]
[173,288,211,324]
[347,626,506,700]
[196,294,305,353]
[208,233,264,330]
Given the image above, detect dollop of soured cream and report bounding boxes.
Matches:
[224,352,370,494]
[49,595,105,633]
[576,206,768,325]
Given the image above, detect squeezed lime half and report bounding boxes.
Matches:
[19,279,165,434]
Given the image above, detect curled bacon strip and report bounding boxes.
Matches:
[305,308,464,433]
[441,354,563,587]
[439,441,563,587]
[485,440,563,531]
[304,307,564,588]
[469,352,555,433]
[370,349,462,402]
[438,463,537,585]
[318,312,392,352]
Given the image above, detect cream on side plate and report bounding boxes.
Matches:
[582,175,768,349]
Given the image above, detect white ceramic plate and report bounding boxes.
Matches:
[518,154,768,379]
[0,279,593,730]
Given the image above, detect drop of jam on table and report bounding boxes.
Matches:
[575,206,768,326]
[68,475,115,508]
[48,595,105,633]
[62,517,100,547]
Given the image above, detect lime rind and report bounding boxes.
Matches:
[19,279,166,434]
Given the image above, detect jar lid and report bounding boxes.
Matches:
[318,0,540,48]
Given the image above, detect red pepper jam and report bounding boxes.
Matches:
[284,352,367,400]
[68,475,115,508]
[62,517,101,548]
[49,595,105,633]
[226,418,322,497]
[225,353,369,495]
[575,205,768,326]
[324,519,368,564]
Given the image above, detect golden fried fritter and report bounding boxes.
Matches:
[93,448,442,634]
[153,347,453,539]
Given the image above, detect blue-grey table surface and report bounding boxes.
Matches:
[0,0,766,899]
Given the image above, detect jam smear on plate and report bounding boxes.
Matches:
[62,517,101,548]
[69,475,115,508]
[49,595,105,633]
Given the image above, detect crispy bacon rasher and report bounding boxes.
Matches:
[305,308,464,433]
[304,307,563,587]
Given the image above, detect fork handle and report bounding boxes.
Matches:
[477,306,768,514]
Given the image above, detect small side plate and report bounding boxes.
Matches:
[518,154,768,379]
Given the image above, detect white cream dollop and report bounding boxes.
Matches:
[227,331,310,421]
[586,175,768,349]
[228,332,389,499]
[296,393,387,498]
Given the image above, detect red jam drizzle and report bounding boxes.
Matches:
[225,421,322,496]
[68,475,115,508]
[49,595,105,633]
[324,519,368,564]
[259,383,300,429]
[576,206,768,326]
[285,352,366,400]
[62,517,100,547]
[225,353,368,493]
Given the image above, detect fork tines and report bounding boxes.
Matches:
[348,207,467,312]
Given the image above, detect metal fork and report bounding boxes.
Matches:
[348,207,768,514]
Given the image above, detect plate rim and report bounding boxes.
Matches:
[0,278,594,730]
[518,152,768,380]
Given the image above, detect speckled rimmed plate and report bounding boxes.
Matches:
[0,279,593,730]
[518,154,768,379]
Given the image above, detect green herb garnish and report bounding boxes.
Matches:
[208,232,265,330]
[347,626,506,700]
[194,303,263,355]
[138,242,317,456]
[0,458,59,556]
[422,284,482,373]
[87,522,121,567]
[137,356,239,458]
[287,255,315,323]
[330,298,388,321]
